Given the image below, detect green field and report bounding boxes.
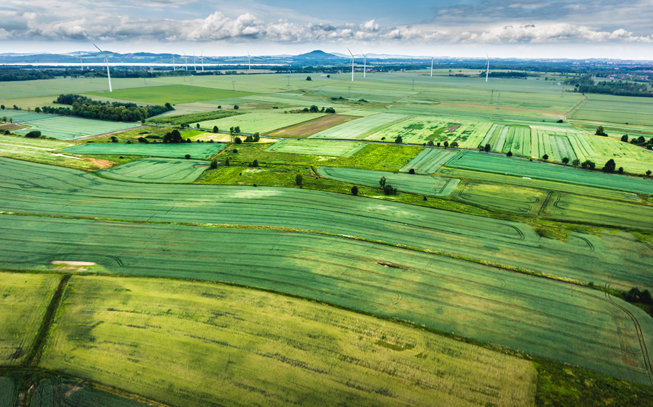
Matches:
[0,272,60,365]
[265,139,365,157]
[98,158,210,183]
[39,276,536,407]
[570,94,653,126]
[198,111,325,134]
[0,135,103,170]
[446,151,653,194]
[0,377,16,407]
[1,157,652,292]
[400,148,457,174]
[86,84,254,105]
[147,109,242,125]
[309,113,405,139]
[61,142,226,159]
[454,182,547,215]
[317,166,460,196]
[365,116,492,146]
[1,110,58,122]
[14,116,140,140]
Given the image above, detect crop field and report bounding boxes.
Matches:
[453,182,547,215]
[480,125,532,156]
[1,110,58,122]
[198,112,325,134]
[268,115,357,137]
[569,95,653,126]
[309,113,405,139]
[365,116,492,146]
[39,276,536,407]
[0,377,16,407]
[445,151,653,194]
[543,193,653,231]
[400,149,457,174]
[14,116,140,140]
[0,135,104,170]
[0,215,650,385]
[0,272,60,365]
[265,139,365,157]
[317,166,460,196]
[86,84,254,105]
[61,142,226,159]
[98,158,210,183]
[437,167,642,202]
[0,77,166,100]
[2,157,653,291]
[24,376,150,407]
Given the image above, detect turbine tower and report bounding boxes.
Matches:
[182,51,188,70]
[200,50,204,72]
[485,53,490,82]
[247,51,251,71]
[193,51,197,71]
[430,56,434,77]
[361,52,367,78]
[172,54,176,71]
[93,44,112,92]
[347,48,355,82]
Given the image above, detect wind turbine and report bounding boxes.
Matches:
[200,49,204,72]
[347,48,355,82]
[430,56,434,77]
[247,51,251,71]
[193,51,197,71]
[182,51,188,70]
[485,53,490,82]
[361,52,367,78]
[172,54,176,71]
[93,44,112,92]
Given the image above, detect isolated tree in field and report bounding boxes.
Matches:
[507,151,513,157]
[253,132,260,142]
[0,105,4,109]
[427,140,434,146]
[562,157,569,165]
[484,144,491,153]
[379,176,386,187]
[184,154,191,159]
[618,167,624,174]
[217,105,222,109]
[383,184,396,195]
[213,126,219,133]
[621,135,629,142]
[408,169,415,174]
[602,159,616,173]
[395,135,403,144]
[542,154,549,160]
[595,126,607,136]
[196,123,200,129]
[572,158,580,167]
[443,141,449,148]
[224,157,230,166]
[25,131,41,138]
[450,141,459,148]
[210,159,218,169]
[234,137,242,144]
[351,186,358,195]
[234,105,239,110]
[295,174,303,186]
[250,159,259,168]
[647,170,652,177]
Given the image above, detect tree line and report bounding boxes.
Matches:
[39,94,174,122]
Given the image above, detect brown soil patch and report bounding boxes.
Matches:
[270,115,357,137]
[0,123,25,131]
[86,158,115,169]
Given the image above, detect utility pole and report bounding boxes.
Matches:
[490,89,494,104]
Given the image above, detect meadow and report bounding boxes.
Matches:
[400,149,457,174]
[39,275,536,407]
[98,157,210,183]
[14,116,140,140]
[86,84,254,105]
[569,94,653,127]
[365,116,492,146]
[2,158,652,292]
[0,135,103,170]
[0,272,60,365]
[309,113,405,139]
[454,182,547,215]
[62,142,226,159]
[317,166,460,196]
[265,139,365,157]
[198,111,326,134]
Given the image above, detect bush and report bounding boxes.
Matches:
[196,123,200,129]
[625,287,652,305]
[602,159,616,173]
[395,135,403,144]
[557,119,563,123]
[647,170,652,177]
[213,126,219,133]
[581,160,596,170]
[618,167,624,174]
[325,107,336,114]
[562,157,569,165]
[306,76,312,81]
[110,136,118,143]
[507,151,513,157]
[379,176,386,187]
[595,126,607,136]
[250,159,259,168]
[408,168,415,174]
[137,137,148,143]
[427,140,434,146]
[351,186,358,195]
[450,141,459,148]
[232,149,238,153]
[295,174,303,186]
[484,144,491,152]
[225,157,230,166]
[621,134,629,142]
[184,154,191,159]
[383,184,396,195]
[542,154,549,160]
[234,137,242,144]
[444,141,449,148]
[210,159,218,169]
[572,158,580,167]
[309,105,319,113]
[217,106,222,109]
[233,105,239,110]
[25,131,41,138]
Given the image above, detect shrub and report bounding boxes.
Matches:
[484,144,491,152]
[234,137,242,144]
[395,135,403,144]
[542,154,549,160]
[250,159,259,168]
[213,126,219,133]
[306,76,312,81]
[595,126,607,136]
[557,119,563,123]
[507,151,513,157]
[621,134,629,142]
[137,137,148,143]
[408,168,415,174]
[210,159,218,169]
[225,157,230,166]
[379,176,386,187]
[110,136,118,143]
[572,158,580,167]
[309,105,319,113]
[234,105,239,110]
[25,131,41,138]
[351,186,358,195]
[618,167,624,174]
[450,141,459,148]
[647,170,652,177]
[232,149,238,153]
[184,154,191,159]
[383,184,396,195]
[217,105,222,109]
[325,107,336,114]
[443,141,449,148]
[427,140,434,146]
[295,174,303,186]
[562,157,569,165]
[196,123,201,129]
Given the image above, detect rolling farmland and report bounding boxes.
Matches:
[454,182,547,215]
[40,276,536,407]
[61,142,226,159]
[0,135,101,170]
[0,273,61,365]
[98,158,210,183]
[309,113,405,139]
[400,149,457,174]
[265,139,365,156]
[365,116,492,146]
[86,84,254,105]
[268,115,357,137]
[14,116,140,140]
[317,166,460,196]
[198,112,325,134]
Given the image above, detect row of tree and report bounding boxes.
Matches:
[39,94,174,122]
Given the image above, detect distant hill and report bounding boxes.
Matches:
[295,50,340,60]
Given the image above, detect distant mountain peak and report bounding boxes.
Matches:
[296,50,339,59]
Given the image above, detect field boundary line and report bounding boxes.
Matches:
[566,94,588,119]
[535,190,555,217]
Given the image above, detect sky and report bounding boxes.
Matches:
[1,0,652,59]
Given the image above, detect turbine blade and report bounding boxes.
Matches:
[93,43,106,57]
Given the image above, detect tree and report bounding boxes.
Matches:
[234,126,241,133]
[196,123,201,129]
[351,186,358,195]
[383,184,396,195]
[306,76,312,81]
[572,158,580,167]
[395,135,403,144]
[581,160,596,170]
[0,105,4,110]
[325,107,336,113]
[253,132,260,142]
[379,176,386,187]
[443,141,449,148]
[450,141,459,148]
[621,134,629,142]
[309,105,319,113]
[110,136,118,143]
[184,154,191,159]
[234,137,242,144]
[618,167,624,174]
[210,159,218,169]
[224,157,230,166]
[647,170,652,177]
[25,131,41,138]
[234,105,239,110]
[542,154,549,160]
[408,168,416,174]
[217,105,222,109]
[602,159,616,173]
[484,143,491,152]
[295,174,303,186]
[595,126,607,136]
[562,157,570,165]
[250,159,259,168]
[427,140,434,146]
[34,107,41,113]
[165,102,173,110]
[163,130,183,143]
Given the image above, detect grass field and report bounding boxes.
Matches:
[309,113,405,139]
[1,110,58,122]
[198,111,325,134]
[570,94,653,126]
[365,116,492,146]
[147,109,243,125]
[0,272,60,366]
[61,142,226,159]
[0,135,105,170]
[98,158,210,183]
[2,157,652,292]
[317,166,460,196]
[14,116,140,140]
[2,214,651,385]
[446,151,653,194]
[269,115,357,137]
[40,276,536,407]
[400,149,457,174]
[25,377,150,407]
[86,84,254,105]
[454,182,547,215]
[265,139,365,157]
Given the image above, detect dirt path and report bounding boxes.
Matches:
[86,158,115,169]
